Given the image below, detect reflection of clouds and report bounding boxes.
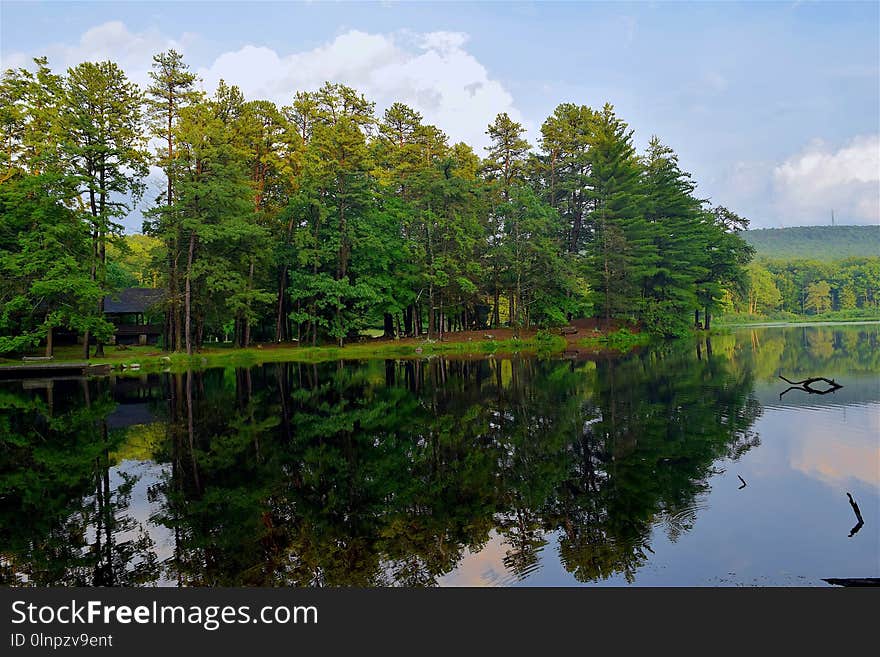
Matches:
[743,400,879,490]
[792,441,879,489]
[110,459,176,584]
[438,531,511,587]
[788,404,880,488]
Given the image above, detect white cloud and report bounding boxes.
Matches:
[773,134,880,225]
[5,22,525,151]
[4,22,526,230]
[196,29,526,149]
[1,21,196,88]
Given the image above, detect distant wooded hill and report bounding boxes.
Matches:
[743,225,880,261]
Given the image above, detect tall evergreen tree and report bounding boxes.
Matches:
[483,112,531,326]
[143,50,200,351]
[61,60,148,357]
[584,104,652,323]
[640,137,706,335]
[535,103,595,253]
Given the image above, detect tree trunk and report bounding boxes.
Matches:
[167,242,177,351]
[383,312,394,338]
[244,257,255,348]
[603,227,611,324]
[275,265,288,342]
[185,230,196,355]
[428,285,435,338]
[403,306,412,337]
[438,296,443,341]
[174,235,183,353]
[704,306,711,331]
[94,232,106,358]
[163,308,171,351]
[45,324,53,357]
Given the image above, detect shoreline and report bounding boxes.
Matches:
[716,318,880,329]
[0,328,650,374]
[2,319,874,373]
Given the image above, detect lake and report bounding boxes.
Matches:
[1,324,877,586]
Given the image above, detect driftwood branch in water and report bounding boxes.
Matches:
[778,375,843,399]
[822,578,880,587]
[847,492,864,538]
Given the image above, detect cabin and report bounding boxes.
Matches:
[103,288,164,346]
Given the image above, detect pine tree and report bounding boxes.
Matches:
[535,103,595,253]
[584,104,651,324]
[143,50,201,351]
[170,95,268,353]
[0,59,108,355]
[61,60,148,357]
[640,137,705,335]
[483,112,531,326]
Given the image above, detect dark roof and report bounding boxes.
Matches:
[103,288,164,314]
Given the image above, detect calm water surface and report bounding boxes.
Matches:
[1,325,877,586]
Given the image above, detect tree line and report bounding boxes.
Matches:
[731,257,879,317]
[0,51,754,356]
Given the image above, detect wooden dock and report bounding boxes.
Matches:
[0,362,111,379]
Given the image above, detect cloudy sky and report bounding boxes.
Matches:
[2,0,878,231]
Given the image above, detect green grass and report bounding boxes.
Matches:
[0,334,571,373]
[577,328,652,352]
[717,308,880,327]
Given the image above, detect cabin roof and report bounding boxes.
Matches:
[103,288,164,314]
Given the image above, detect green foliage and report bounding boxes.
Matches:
[580,327,652,351]
[2,55,753,353]
[724,256,879,318]
[0,59,121,355]
[805,280,832,314]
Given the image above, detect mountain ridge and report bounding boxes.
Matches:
[742,225,880,261]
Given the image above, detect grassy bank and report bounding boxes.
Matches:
[717,309,880,327]
[577,327,652,351]
[0,334,571,373]
[0,325,662,373]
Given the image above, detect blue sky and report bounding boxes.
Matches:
[2,1,878,230]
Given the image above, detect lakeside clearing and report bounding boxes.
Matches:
[0,327,650,373]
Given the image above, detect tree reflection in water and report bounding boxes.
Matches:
[1,333,775,586]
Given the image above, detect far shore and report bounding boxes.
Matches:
[716,318,880,329]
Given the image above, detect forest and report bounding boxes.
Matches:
[729,256,880,319]
[3,50,757,357]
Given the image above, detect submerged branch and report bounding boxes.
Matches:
[847,492,864,538]
[778,375,843,399]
